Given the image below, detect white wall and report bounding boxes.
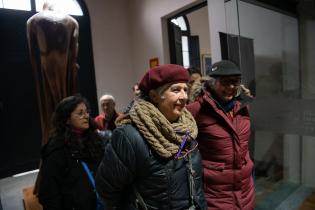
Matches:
[225,0,240,35]
[186,6,211,58]
[84,0,134,112]
[128,0,198,81]
[207,0,226,62]
[85,0,199,111]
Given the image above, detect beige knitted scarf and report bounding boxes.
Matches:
[117,99,198,158]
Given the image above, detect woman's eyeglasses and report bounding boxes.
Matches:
[74,110,90,119]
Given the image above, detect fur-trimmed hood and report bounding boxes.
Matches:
[188,76,254,108]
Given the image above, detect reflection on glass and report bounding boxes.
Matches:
[2,0,31,11]
[35,0,83,16]
[224,0,314,209]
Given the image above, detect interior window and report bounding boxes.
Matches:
[0,0,83,15]
[0,0,31,11]
[181,36,190,68]
[171,16,187,31]
[35,0,83,16]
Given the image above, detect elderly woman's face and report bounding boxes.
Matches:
[67,102,90,130]
[150,82,188,122]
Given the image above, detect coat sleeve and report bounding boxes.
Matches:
[95,126,137,209]
[38,150,65,210]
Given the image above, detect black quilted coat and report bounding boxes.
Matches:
[96,124,207,210]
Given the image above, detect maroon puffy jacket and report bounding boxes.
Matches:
[187,92,255,210]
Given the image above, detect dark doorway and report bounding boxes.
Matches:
[189,35,201,69]
[0,0,97,178]
[169,22,183,65]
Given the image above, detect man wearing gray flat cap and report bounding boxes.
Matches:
[187,60,255,210]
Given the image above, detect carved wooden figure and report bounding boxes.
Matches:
[27,4,79,145]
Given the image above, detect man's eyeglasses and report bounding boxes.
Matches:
[218,77,241,87]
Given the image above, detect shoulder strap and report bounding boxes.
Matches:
[80,161,96,189]
[133,187,148,210]
[81,161,104,201]
[81,161,105,210]
[187,154,196,209]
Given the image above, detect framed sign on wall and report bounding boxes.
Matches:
[149,57,159,68]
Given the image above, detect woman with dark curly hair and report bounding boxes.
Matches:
[38,95,104,210]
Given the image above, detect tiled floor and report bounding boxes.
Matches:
[255,177,313,210]
[0,171,313,210]
[0,172,37,210]
[276,186,313,210]
[298,191,315,210]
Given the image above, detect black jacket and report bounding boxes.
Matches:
[38,139,102,210]
[96,124,207,210]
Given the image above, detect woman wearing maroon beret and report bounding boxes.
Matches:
[96,64,207,210]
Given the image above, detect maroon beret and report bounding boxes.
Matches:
[139,64,190,93]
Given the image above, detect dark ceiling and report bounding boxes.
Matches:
[253,0,299,14]
[255,0,315,17]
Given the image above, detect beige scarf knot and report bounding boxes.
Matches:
[118,99,197,158]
